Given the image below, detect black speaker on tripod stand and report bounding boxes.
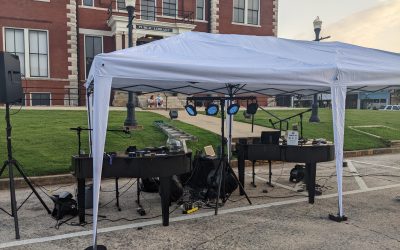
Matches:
[0,52,23,104]
[0,52,51,239]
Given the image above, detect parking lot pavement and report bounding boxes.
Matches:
[1,153,400,249]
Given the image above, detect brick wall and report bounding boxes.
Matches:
[1,0,276,106]
[0,0,71,106]
[218,0,275,35]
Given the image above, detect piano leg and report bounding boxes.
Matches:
[237,147,245,196]
[115,178,121,211]
[267,160,274,187]
[306,163,316,204]
[77,178,86,224]
[136,178,146,216]
[136,178,140,206]
[251,160,256,187]
[159,176,171,226]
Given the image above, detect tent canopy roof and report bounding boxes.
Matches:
[87,32,400,95]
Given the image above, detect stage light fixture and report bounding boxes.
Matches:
[246,102,259,115]
[185,104,197,116]
[206,103,219,116]
[227,103,240,115]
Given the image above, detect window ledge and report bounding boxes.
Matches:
[25,77,71,82]
[195,19,208,23]
[156,15,179,20]
[231,22,261,28]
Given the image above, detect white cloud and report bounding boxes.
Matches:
[323,0,400,52]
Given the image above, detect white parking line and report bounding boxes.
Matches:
[347,161,368,190]
[350,160,400,170]
[245,172,298,192]
[2,183,400,249]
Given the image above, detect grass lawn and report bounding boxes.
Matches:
[0,109,220,177]
[355,127,400,141]
[230,108,400,151]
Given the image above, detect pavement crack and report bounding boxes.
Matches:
[193,225,246,249]
[346,222,400,243]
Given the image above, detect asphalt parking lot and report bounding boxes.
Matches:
[1,153,400,250]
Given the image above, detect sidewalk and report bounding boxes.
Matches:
[149,109,275,139]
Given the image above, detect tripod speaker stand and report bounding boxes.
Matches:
[0,103,51,239]
[187,95,253,215]
[214,99,252,215]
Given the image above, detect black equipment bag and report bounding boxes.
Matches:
[165,175,184,202]
[140,178,160,193]
[186,155,219,189]
[50,192,78,220]
[206,169,238,199]
[142,176,183,202]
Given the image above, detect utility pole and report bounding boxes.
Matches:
[309,16,331,123]
[124,0,138,128]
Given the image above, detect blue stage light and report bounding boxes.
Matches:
[206,103,219,116]
[185,104,197,116]
[227,103,240,115]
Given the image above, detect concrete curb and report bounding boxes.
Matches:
[1,147,399,190]
[0,174,75,191]
[343,147,400,158]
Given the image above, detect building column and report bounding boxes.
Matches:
[115,32,123,50]
[210,0,219,33]
[273,0,279,36]
[66,0,78,106]
[124,30,138,49]
[357,93,361,109]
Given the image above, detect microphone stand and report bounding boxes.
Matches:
[70,127,130,212]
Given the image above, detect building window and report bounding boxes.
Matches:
[31,93,51,106]
[85,36,102,78]
[29,30,48,77]
[233,0,259,25]
[83,0,93,6]
[233,0,245,23]
[117,0,125,10]
[141,0,156,20]
[5,28,25,75]
[163,0,177,17]
[196,0,205,20]
[247,0,259,25]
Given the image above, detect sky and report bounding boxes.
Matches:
[278,0,400,53]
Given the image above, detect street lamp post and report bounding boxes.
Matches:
[124,0,138,128]
[309,17,330,123]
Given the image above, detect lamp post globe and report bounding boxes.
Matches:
[124,0,138,128]
[313,16,322,41]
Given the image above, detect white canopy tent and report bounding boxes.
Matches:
[85,32,400,247]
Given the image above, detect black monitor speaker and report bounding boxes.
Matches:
[0,52,23,104]
[261,131,281,145]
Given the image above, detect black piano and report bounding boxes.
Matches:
[72,152,191,226]
[236,141,334,204]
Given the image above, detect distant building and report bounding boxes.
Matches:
[293,90,392,109]
[0,0,279,106]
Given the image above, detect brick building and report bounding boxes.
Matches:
[0,0,278,106]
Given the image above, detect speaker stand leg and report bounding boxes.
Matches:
[14,161,51,214]
[0,161,7,176]
[7,161,20,239]
[227,162,252,205]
